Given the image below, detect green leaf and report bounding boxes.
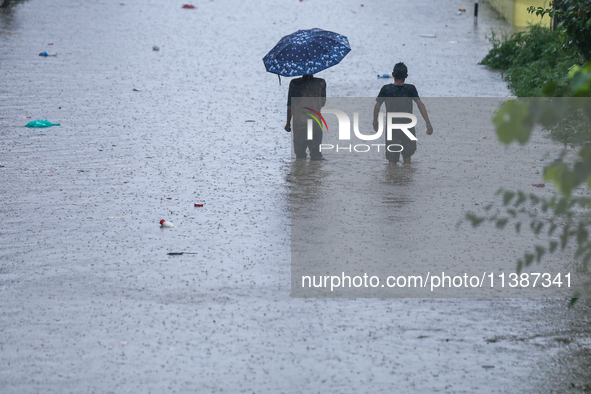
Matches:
[542,80,560,96]
[496,218,508,228]
[466,213,485,227]
[531,221,544,235]
[577,225,589,244]
[515,191,527,206]
[583,252,591,270]
[569,64,591,97]
[555,197,568,215]
[545,163,580,197]
[493,101,532,145]
[535,245,545,262]
[530,194,540,205]
[561,225,570,250]
[503,191,515,206]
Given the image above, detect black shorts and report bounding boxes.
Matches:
[386,128,416,162]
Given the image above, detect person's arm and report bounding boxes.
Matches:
[416,99,433,135]
[372,101,382,131]
[285,107,291,132]
[285,81,293,132]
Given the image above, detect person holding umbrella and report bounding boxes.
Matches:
[263,28,351,160]
[285,74,326,160]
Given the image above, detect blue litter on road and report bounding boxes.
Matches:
[25,119,60,128]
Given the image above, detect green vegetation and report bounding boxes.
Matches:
[480,25,585,97]
[465,65,591,300]
[469,3,591,300]
[529,0,591,61]
[550,108,591,146]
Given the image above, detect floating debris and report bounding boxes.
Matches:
[25,119,60,128]
[160,219,174,228]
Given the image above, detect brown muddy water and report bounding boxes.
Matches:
[1,0,591,392]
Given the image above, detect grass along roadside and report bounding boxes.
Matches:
[480,25,590,145]
[480,25,585,98]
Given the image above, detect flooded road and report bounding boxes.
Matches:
[1,0,591,392]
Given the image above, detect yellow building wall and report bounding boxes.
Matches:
[485,0,551,28]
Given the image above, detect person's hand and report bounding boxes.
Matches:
[426,125,433,135]
[285,123,291,132]
[372,120,379,132]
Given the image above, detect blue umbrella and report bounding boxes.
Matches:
[263,28,351,77]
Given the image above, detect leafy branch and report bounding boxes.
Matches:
[464,65,591,299]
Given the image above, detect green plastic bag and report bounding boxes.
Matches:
[25,119,60,128]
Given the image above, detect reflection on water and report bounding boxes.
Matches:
[291,98,572,298]
[289,156,418,235]
[382,163,415,187]
[0,2,18,31]
[288,159,329,219]
[289,155,421,297]
[381,164,415,210]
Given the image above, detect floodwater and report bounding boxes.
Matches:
[1,0,590,392]
[290,97,578,299]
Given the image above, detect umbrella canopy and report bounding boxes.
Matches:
[263,28,351,77]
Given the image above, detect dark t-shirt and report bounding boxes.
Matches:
[376,83,419,114]
[287,75,327,109]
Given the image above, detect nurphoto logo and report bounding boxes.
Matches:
[305,109,418,153]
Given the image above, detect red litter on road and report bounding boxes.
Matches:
[182,4,195,8]
[160,219,174,228]
[194,203,204,207]
[532,183,545,188]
